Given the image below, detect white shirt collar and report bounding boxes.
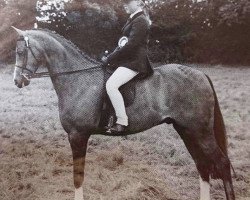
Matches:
[130,8,143,19]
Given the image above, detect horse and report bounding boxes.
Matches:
[12,27,235,200]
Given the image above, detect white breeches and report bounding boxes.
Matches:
[106,67,139,126]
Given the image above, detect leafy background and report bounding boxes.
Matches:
[0,0,250,65]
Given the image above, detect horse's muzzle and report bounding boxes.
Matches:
[14,78,30,88]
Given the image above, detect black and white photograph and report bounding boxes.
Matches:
[0,0,249,199]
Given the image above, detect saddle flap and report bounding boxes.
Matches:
[99,75,137,128]
[120,80,136,107]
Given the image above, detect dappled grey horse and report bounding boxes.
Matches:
[12,27,235,200]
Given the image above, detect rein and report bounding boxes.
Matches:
[16,65,103,79]
[15,35,103,80]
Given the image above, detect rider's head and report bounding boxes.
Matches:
[123,0,152,25]
[123,0,145,14]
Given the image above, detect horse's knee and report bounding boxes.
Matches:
[68,132,89,150]
[68,131,81,144]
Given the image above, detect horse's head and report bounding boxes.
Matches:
[12,27,46,88]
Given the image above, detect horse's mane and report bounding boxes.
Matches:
[32,28,101,65]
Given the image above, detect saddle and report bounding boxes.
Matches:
[98,68,146,129]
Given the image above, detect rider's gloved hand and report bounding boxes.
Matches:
[101,56,109,67]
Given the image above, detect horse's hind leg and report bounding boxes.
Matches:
[68,131,90,200]
[173,123,211,200]
[199,134,234,199]
[173,123,234,200]
[198,133,235,200]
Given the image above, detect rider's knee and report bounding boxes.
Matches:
[106,79,119,93]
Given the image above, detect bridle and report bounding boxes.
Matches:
[15,36,103,80]
[15,36,41,80]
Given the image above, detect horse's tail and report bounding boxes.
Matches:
[205,74,236,177]
[205,74,228,155]
[206,74,236,199]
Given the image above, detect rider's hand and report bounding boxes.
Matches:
[101,56,109,66]
[101,56,108,63]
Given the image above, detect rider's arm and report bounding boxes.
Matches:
[106,17,149,64]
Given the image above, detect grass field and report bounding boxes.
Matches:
[0,64,249,200]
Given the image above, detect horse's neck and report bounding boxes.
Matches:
[42,37,91,78]
[45,42,87,74]
[35,31,105,103]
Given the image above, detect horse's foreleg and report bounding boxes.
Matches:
[68,131,90,200]
[199,176,210,200]
[73,154,85,200]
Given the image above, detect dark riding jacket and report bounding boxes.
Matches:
[106,11,153,78]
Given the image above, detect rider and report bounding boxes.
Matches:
[102,0,153,133]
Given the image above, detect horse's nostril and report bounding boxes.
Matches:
[14,80,17,84]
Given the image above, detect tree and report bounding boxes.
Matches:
[0,0,249,65]
[0,0,36,62]
[218,0,250,25]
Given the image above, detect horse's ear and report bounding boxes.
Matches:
[11,26,26,37]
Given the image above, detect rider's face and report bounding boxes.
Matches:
[124,0,140,14]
